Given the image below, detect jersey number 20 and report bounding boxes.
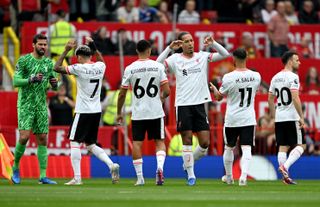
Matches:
[134,77,158,99]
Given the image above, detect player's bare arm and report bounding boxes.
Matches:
[85,37,105,64]
[209,82,223,101]
[116,87,128,125]
[54,39,77,74]
[160,82,170,103]
[291,90,305,128]
[268,92,276,119]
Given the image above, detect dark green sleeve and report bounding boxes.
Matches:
[13,57,29,87]
[13,74,29,87]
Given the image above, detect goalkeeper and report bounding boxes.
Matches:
[11,34,58,184]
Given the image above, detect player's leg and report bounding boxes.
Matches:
[12,108,34,184]
[177,106,196,185]
[223,127,238,184]
[193,104,210,162]
[283,121,306,174]
[238,126,255,186]
[132,120,146,186]
[12,129,30,184]
[275,122,289,167]
[151,118,166,185]
[65,141,83,185]
[132,141,144,185]
[34,109,56,184]
[65,113,84,185]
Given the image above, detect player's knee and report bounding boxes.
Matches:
[86,144,96,152]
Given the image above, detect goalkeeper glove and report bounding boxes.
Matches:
[29,73,43,84]
[49,75,58,90]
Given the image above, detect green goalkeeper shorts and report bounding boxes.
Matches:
[18,108,49,134]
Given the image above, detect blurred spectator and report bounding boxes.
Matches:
[115,28,137,55]
[255,113,276,154]
[158,0,172,23]
[298,0,319,24]
[139,0,159,22]
[49,9,76,62]
[285,0,299,25]
[291,36,314,58]
[241,0,261,23]
[216,0,244,22]
[47,0,70,22]
[149,39,159,56]
[261,0,277,24]
[178,0,200,24]
[267,1,289,57]
[96,0,120,21]
[116,0,139,23]
[302,66,320,95]
[49,84,75,126]
[92,26,116,55]
[148,0,161,7]
[240,32,261,59]
[69,0,95,21]
[15,0,44,32]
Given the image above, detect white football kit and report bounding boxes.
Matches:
[66,61,106,113]
[269,70,300,122]
[219,69,261,127]
[121,59,168,120]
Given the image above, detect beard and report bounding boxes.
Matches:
[36,48,46,56]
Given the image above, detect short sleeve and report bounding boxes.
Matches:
[164,54,176,73]
[269,78,275,95]
[289,75,300,91]
[121,67,131,89]
[159,65,168,85]
[219,75,231,95]
[67,64,83,76]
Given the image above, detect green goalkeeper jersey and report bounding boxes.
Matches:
[13,53,55,111]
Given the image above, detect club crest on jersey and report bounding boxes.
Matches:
[182,69,188,76]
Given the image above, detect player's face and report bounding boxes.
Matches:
[291,54,301,71]
[181,34,194,54]
[33,39,47,56]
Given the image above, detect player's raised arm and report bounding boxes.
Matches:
[85,36,105,64]
[54,39,77,74]
[156,40,183,64]
[204,36,230,62]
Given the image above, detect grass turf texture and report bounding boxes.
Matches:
[1,179,320,207]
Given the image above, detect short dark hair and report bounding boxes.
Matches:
[177,32,190,40]
[136,40,151,53]
[75,45,92,57]
[281,51,298,65]
[33,34,47,44]
[233,48,247,60]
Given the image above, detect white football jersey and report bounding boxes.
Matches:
[165,51,213,106]
[219,69,261,127]
[121,59,168,120]
[269,70,300,122]
[66,61,105,113]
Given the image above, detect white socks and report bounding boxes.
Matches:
[133,158,143,180]
[193,145,208,162]
[156,150,166,171]
[223,146,234,177]
[70,142,81,180]
[284,146,304,170]
[182,145,195,179]
[240,145,252,181]
[278,151,287,166]
[87,144,114,169]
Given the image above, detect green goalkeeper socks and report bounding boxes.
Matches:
[12,142,26,171]
[37,145,48,179]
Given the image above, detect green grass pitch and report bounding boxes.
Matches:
[1,179,320,207]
